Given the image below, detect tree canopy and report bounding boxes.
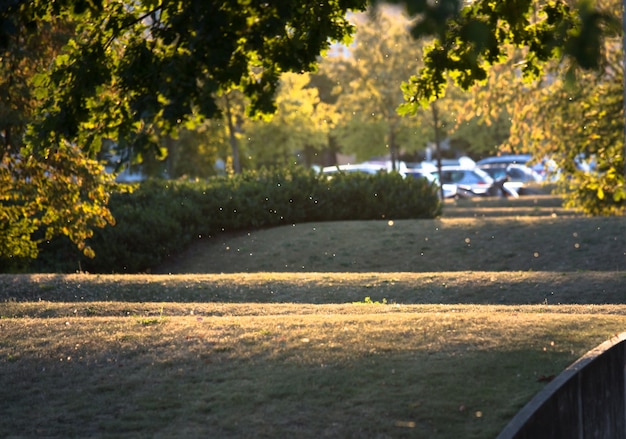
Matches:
[380,0,622,110]
[323,7,429,166]
[2,0,368,154]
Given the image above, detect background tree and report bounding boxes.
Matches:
[448,48,524,158]
[245,72,331,169]
[325,6,430,168]
[165,123,224,179]
[508,33,624,214]
[323,5,484,167]
[384,0,623,214]
[1,0,621,268]
[388,0,620,105]
[448,0,623,214]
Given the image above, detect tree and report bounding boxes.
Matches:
[381,0,623,214]
[506,36,624,214]
[451,46,529,158]
[165,123,224,179]
[381,0,620,106]
[245,72,332,169]
[446,0,624,214]
[324,6,430,168]
[0,0,368,263]
[1,0,621,268]
[15,1,367,153]
[0,3,114,265]
[324,5,490,173]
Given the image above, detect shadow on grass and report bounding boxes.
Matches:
[1,272,625,306]
[0,330,581,439]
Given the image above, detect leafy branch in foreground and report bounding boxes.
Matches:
[26,0,368,155]
[0,3,115,266]
[385,0,621,109]
[0,145,115,268]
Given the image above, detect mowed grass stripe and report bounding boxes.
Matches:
[155,216,626,274]
[2,271,625,305]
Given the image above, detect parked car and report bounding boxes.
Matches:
[476,154,532,167]
[477,163,544,196]
[321,163,388,175]
[433,166,497,197]
[403,168,457,199]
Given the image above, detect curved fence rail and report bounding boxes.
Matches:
[497,332,626,439]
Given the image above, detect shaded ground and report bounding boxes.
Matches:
[1,271,624,307]
[154,196,625,274]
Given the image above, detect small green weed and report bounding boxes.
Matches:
[138,318,163,326]
[137,307,165,326]
[353,296,388,305]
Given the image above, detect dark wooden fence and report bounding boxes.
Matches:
[497,332,626,439]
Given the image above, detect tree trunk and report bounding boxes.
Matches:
[432,101,444,200]
[389,126,397,171]
[224,95,242,174]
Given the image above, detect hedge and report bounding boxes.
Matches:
[33,167,441,273]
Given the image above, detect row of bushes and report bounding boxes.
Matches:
[35,167,441,273]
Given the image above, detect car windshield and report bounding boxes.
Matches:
[473,167,494,182]
[432,168,492,184]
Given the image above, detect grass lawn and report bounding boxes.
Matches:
[1,195,625,438]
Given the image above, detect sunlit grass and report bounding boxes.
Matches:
[2,305,625,438]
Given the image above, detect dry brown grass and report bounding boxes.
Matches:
[2,304,625,438]
[1,195,625,438]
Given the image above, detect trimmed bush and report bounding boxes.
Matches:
[34,167,440,273]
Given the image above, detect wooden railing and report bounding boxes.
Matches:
[497,332,626,439]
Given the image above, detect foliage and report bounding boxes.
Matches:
[319,5,499,164]
[245,73,331,168]
[1,0,621,268]
[33,167,440,273]
[400,0,626,215]
[543,68,624,215]
[485,3,623,215]
[323,7,431,164]
[0,145,115,271]
[15,0,368,156]
[386,0,621,109]
[0,4,116,266]
[166,123,225,179]
[0,0,368,261]
[448,48,525,158]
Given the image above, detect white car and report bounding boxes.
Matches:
[321,163,389,175]
[434,166,497,197]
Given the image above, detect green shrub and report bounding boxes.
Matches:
[33,167,440,273]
